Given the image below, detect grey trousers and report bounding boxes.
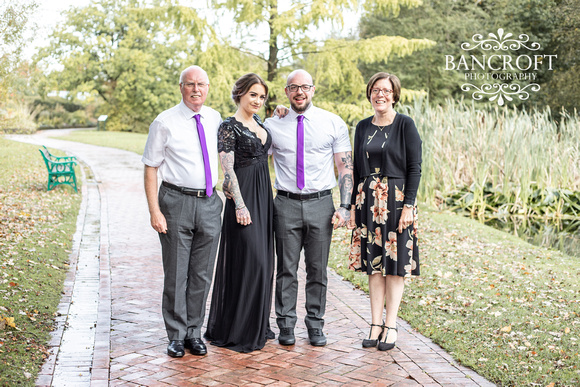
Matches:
[274,194,334,330]
[158,184,222,340]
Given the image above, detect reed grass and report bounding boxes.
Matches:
[401,99,580,219]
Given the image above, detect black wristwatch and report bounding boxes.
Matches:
[340,204,351,210]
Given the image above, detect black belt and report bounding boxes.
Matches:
[276,189,331,200]
[162,181,213,197]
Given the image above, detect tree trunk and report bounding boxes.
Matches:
[266,1,279,116]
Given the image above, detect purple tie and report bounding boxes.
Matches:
[296,115,305,190]
[194,114,212,197]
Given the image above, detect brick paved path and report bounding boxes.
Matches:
[11,131,494,386]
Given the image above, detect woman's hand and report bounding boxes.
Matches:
[397,206,414,233]
[236,206,252,226]
[347,208,356,229]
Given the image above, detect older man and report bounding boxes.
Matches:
[142,65,222,357]
[265,69,353,346]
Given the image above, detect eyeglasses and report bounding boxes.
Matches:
[371,88,393,96]
[182,82,208,89]
[286,84,314,92]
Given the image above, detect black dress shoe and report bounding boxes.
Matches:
[167,340,185,357]
[185,338,207,356]
[278,327,295,345]
[308,328,327,346]
[362,323,385,348]
[378,327,397,351]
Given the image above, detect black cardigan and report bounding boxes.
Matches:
[351,113,422,206]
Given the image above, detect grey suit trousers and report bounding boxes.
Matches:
[274,194,334,330]
[158,184,222,340]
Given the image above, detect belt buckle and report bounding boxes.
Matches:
[196,191,204,198]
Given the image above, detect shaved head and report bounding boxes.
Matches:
[285,69,315,113]
[287,69,313,85]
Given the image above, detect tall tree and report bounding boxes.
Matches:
[211,0,435,116]
[37,0,435,131]
[0,0,37,106]
[36,0,259,132]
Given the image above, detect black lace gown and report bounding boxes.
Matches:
[205,116,274,353]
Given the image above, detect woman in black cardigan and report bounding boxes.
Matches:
[347,72,422,351]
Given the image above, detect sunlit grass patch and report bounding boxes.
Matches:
[328,206,579,386]
[54,129,148,155]
[0,138,81,385]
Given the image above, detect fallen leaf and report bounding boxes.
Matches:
[501,325,512,333]
[3,317,15,328]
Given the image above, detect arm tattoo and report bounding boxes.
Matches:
[337,151,354,206]
[341,152,353,170]
[339,173,354,203]
[219,151,245,208]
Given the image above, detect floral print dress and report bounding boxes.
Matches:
[348,123,420,277]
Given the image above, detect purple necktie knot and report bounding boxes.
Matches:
[194,114,213,197]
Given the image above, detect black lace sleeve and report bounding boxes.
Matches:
[218,121,236,153]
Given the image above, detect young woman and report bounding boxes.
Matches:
[205,73,275,352]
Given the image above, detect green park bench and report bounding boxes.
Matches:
[39,147,78,192]
[41,145,77,163]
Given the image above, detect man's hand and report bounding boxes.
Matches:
[144,165,167,233]
[331,206,350,229]
[272,105,289,118]
[150,210,168,234]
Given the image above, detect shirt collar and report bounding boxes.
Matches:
[288,104,316,121]
[179,100,204,120]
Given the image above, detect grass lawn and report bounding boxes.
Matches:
[0,138,81,386]
[53,130,579,385]
[330,207,579,386]
[54,129,148,155]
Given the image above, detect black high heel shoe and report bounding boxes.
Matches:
[378,326,397,351]
[362,323,384,348]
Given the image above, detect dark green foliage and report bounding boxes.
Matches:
[542,0,580,112]
[359,0,489,103]
[358,0,574,110]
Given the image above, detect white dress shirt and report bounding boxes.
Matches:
[142,101,222,189]
[265,105,352,194]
